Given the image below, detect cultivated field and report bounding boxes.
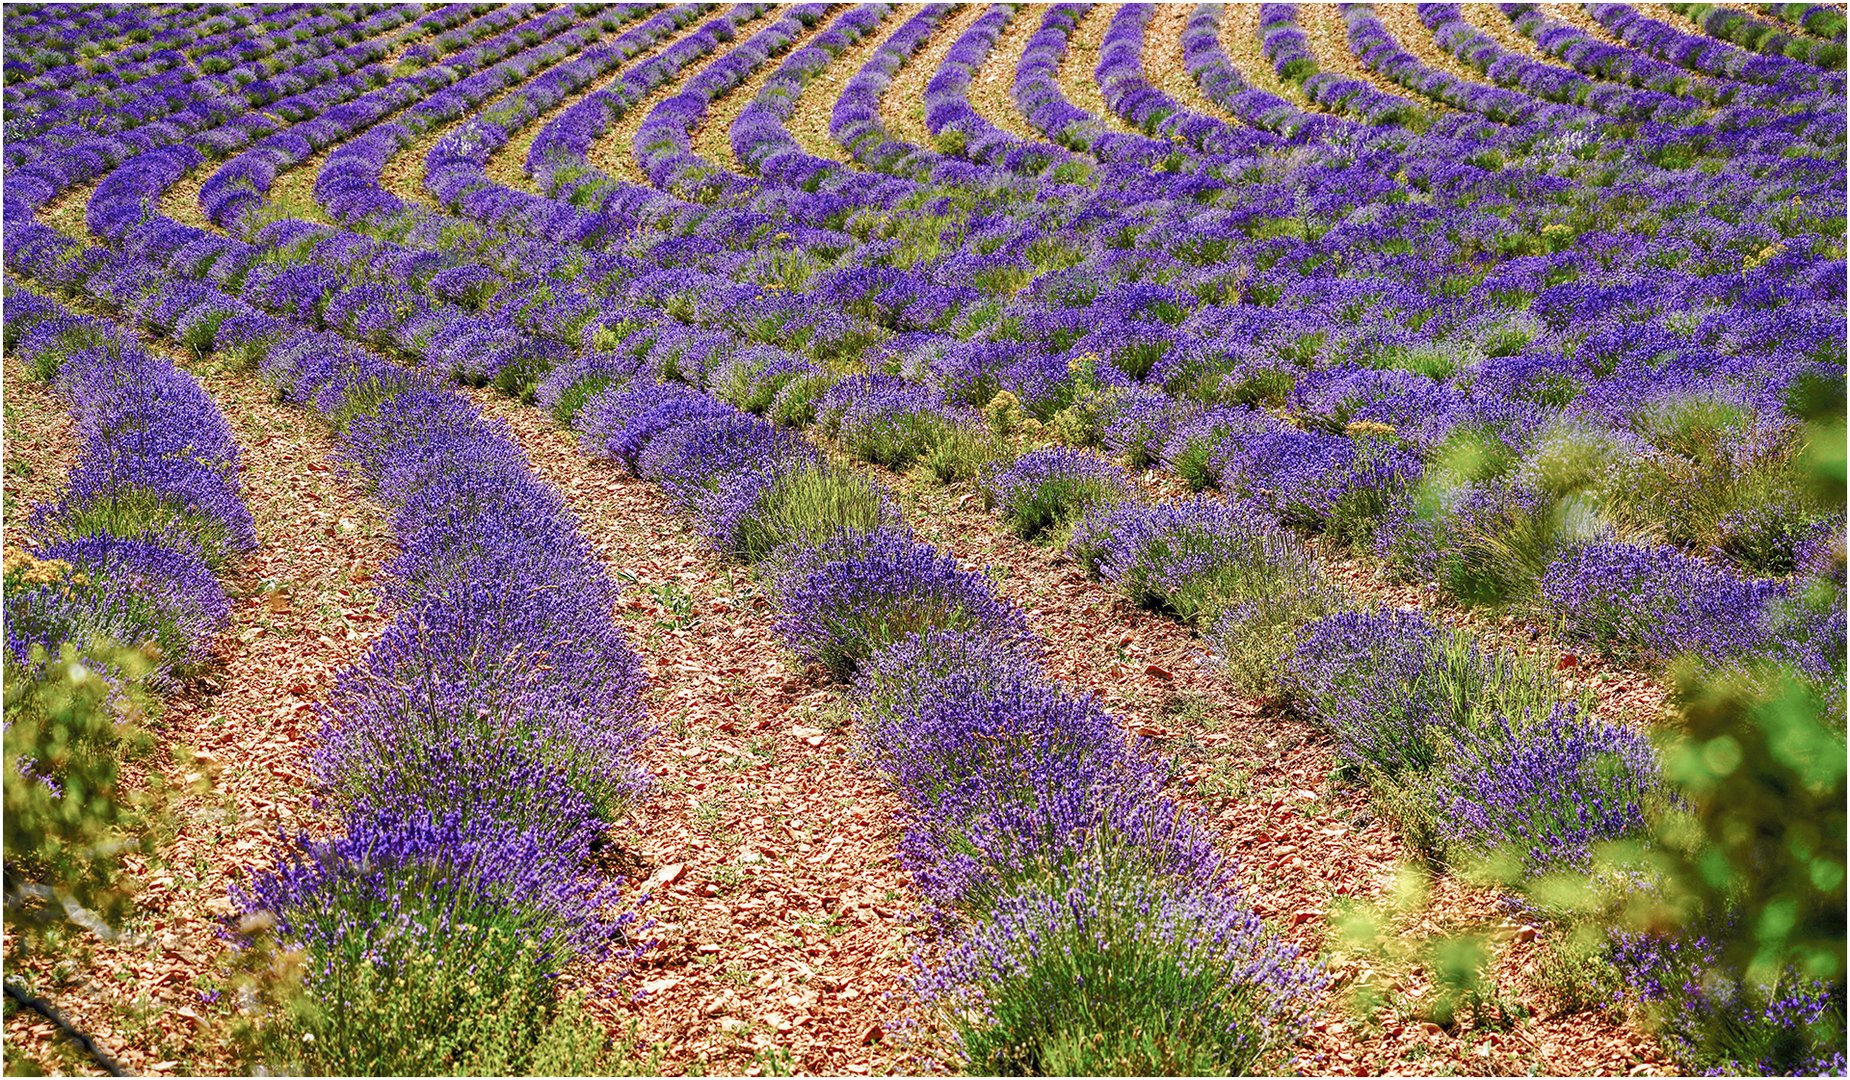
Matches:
[2,2,1845,1076]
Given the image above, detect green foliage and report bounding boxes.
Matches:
[1641,665,1846,985]
[1529,920,1624,1015]
[941,868,1310,1076]
[3,644,166,957]
[920,423,1002,484]
[238,920,653,1076]
[986,474,1126,544]
[728,465,892,564]
[4,550,211,687]
[766,372,834,428]
[1047,396,1105,449]
[1468,381,1850,1070]
[327,374,414,433]
[547,373,624,427]
[838,405,971,473]
[1213,587,1347,697]
[1327,866,1524,1032]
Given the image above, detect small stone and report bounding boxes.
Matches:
[862,1024,885,1045]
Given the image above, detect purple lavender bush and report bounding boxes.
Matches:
[1067,495,1306,624]
[696,460,902,564]
[983,446,1134,540]
[1281,609,1564,785]
[1541,542,1786,668]
[854,628,1227,915]
[1436,704,1662,874]
[915,856,1324,1075]
[772,527,1031,677]
[235,806,649,1074]
[4,535,229,687]
[1611,930,1846,1076]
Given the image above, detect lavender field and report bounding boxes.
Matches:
[2,2,1845,1075]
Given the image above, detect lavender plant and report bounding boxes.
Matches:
[1436,704,1663,874]
[771,527,1031,678]
[916,859,1324,1076]
[1067,496,1306,625]
[983,446,1133,541]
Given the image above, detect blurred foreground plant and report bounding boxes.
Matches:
[3,641,167,956]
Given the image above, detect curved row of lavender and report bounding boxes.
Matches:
[4,290,253,687]
[5,0,1845,1072]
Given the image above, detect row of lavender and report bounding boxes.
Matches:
[1,286,255,1039]
[4,4,505,229]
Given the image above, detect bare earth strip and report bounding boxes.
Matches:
[1144,3,1246,126]
[37,176,104,242]
[591,7,781,186]
[1297,3,1456,115]
[455,388,922,1077]
[966,4,1046,142]
[158,165,222,235]
[489,7,743,193]
[2,353,79,551]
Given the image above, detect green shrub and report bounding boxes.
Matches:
[244,919,649,1076]
[3,642,165,957]
[925,862,1321,1077]
[719,464,895,564]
